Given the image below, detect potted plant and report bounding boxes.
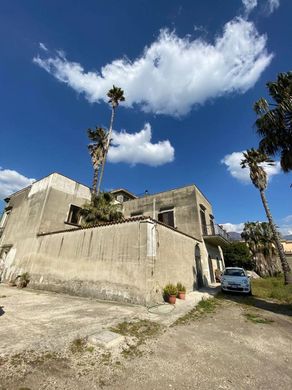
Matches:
[176,282,186,300]
[163,283,178,304]
[15,272,30,288]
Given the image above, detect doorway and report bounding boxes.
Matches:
[195,244,204,289]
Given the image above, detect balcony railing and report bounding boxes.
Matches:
[202,223,230,242]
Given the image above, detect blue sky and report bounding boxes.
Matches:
[0,0,291,234]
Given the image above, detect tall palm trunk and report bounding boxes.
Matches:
[91,165,99,197]
[260,189,292,284]
[97,106,115,195]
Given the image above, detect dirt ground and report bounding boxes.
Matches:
[1,287,292,390]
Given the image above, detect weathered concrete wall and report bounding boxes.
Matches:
[0,173,91,247]
[148,223,200,302]
[39,174,91,233]
[2,219,202,305]
[123,186,202,239]
[7,221,148,304]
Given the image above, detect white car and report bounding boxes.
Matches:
[221,267,251,295]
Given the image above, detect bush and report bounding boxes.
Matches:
[163,283,178,297]
[222,242,253,269]
[176,282,186,293]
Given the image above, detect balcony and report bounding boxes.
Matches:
[202,223,230,246]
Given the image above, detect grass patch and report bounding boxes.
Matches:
[111,319,161,340]
[100,351,112,365]
[69,337,87,354]
[111,319,161,358]
[244,312,274,324]
[252,276,292,304]
[173,298,219,326]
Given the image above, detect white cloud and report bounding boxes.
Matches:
[279,215,292,236]
[108,123,174,166]
[0,168,35,199]
[283,215,292,224]
[221,151,281,184]
[242,0,257,14]
[266,0,280,14]
[33,17,272,116]
[221,222,245,233]
[39,42,48,52]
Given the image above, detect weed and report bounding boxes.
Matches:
[111,320,161,358]
[70,337,87,353]
[244,312,274,324]
[86,346,94,353]
[100,351,112,365]
[111,319,161,341]
[173,298,219,326]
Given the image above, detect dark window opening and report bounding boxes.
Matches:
[67,205,81,225]
[158,210,174,227]
[210,216,215,235]
[131,211,143,217]
[200,209,207,235]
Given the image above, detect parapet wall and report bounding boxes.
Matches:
[3,219,201,305]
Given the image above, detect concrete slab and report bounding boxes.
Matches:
[88,330,124,349]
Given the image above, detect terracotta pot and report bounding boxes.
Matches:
[168,295,176,304]
[178,291,186,300]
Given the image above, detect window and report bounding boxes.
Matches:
[158,209,175,227]
[200,208,207,235]
[130,211,143,217]
[67,205,81,225]
[210,215,215,235]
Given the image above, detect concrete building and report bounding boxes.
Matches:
[282,239,292,269]
[0,173,229,305]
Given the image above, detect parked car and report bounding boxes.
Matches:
[221,267,251,295]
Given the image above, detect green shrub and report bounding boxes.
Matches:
[176,282,186,293]
[163,283,178,297]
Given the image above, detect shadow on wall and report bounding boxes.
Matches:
[0,306,5,317]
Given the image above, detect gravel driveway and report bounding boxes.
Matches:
[0,286,291,390]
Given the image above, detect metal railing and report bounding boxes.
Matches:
[202,223,230,241]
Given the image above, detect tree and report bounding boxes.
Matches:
[241,148,292,284]
[254,72,292,172]
[79,192,123,227]
[97,85,125,194]
[87,126,108,196]
[241,221,280,276]
[221,242,253,270]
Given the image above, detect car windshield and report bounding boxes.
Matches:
[224,269,245,277]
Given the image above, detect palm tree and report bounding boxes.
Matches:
[241,221,279,276]
[254,72,292,172]
[241,148,292,284]
[97,85,125,194]
[79,192,123,227]
[87,126,108,196]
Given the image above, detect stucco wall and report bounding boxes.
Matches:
[123,185,202,239]
[149,224,200,302]
[2,219,202,305]
[0,173,91,247]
